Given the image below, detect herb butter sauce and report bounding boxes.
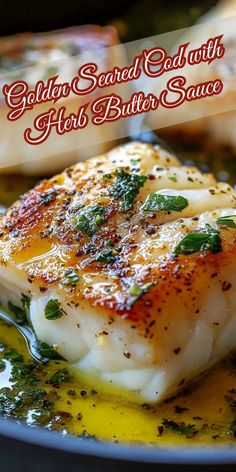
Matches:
[1,320,236,446]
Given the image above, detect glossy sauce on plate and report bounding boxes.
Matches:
[0,320,236,446]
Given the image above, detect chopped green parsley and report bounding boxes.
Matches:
[168,176,178,183]
[141,193,188,212]
[129,282,153,306]
[60,268,80,286]
[216,215,236,228]
[44,299,65,321]
[162,419,198,437]
[8,301,27,323]
[73,205,106,237]
[108,168,147,212]
[174,225,222,255]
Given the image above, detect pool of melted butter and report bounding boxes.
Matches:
[1,320,236,446]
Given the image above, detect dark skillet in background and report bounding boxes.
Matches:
[0,0,216,38]
[0,0,235,470]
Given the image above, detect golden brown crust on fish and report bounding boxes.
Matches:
[0,142,236,339]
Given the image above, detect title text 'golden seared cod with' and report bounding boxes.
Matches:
[0,142,236,402]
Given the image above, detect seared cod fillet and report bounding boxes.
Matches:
[0,142,236,402]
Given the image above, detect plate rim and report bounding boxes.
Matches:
[0,416,236,464]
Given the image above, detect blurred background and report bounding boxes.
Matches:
[0,0,217,39]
